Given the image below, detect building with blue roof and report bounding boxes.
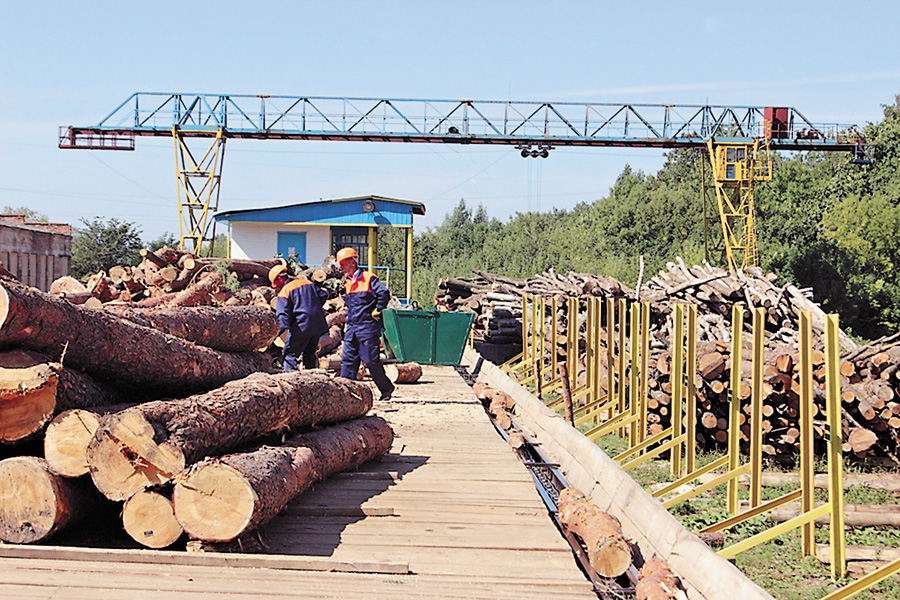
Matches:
[213,195,425,298]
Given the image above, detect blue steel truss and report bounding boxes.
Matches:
[58,92,863,152]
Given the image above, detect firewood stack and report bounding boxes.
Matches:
[458,257,900,461]
[0,277,393,548]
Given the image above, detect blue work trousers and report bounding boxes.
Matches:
[341,329,394,397]
[283,332,319,372]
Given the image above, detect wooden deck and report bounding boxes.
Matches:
[0,365,597,599]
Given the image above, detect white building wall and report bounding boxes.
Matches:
[228,222,333,264]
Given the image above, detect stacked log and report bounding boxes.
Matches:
[557,487,633,578]
[86,371,374,501]
[173,415,393,542]
[461,257,900,460]
[0,371,388,547]
[0,278,393,548]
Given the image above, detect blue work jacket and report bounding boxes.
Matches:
[344,268,391,335]
[275,276,328,338]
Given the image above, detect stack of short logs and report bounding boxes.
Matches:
[458,257,900,461]
[0,276,393,548]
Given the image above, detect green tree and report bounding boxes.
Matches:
[71,217,143,278]
[2,206,48,222]
[146,232,179,252]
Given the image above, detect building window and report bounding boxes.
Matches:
[332,227,368,262]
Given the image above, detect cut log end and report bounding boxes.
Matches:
[0,457,75,543]
[173,463,256,542]
[0,350,59,444]
[44,409,103,477]
[122,491,184,548]
[87,410,185,501]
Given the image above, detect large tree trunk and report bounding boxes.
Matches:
[557,487,633,578]
[102,304,278,353]
[86,371,373,501]
[0,456,99,543]
[0,349,128,445]
[0,280,272,394]
[122,490,184,549]
[173,415,393,541]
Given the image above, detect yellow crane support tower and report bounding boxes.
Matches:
[704,138,773,270]
[172,127,226,254]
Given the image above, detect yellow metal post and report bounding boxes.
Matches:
[539,295,547,389]
[799,313,815,555]
[606,298,615,413]
[727,305,744,515]
[685,304,698,474]
[671,304,685,477]
[825,314,846,579]
[585,298,595,402]
[568,297,578,393]
[367,227,377,273]
[532,296,540,391]
[617,298,627,437]
[639,301,650,445]
[405,227,413,299]
[629,302,640,445]
[750,307,765,508]
[592,298,602,408]
[551,296,558,380]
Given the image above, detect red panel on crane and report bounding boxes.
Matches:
[765,107,790,140]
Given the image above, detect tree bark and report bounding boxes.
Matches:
[0,456,100,543]
[0,349,129,444]
[0,279,273,395]
[102,304,278,353]
[557,487,632,578]
[122,490,184,548]
[385,362,422,384]
[173,415,393,541]
[635,555,688,600]
[86,371,373,501]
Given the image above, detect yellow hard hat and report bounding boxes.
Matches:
[336,247,359,263]
[268,263,287,286]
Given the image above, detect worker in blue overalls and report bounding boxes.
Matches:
[336,247,395,401]
[270,263,328,371]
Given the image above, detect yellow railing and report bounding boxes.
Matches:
[500,294,854,583]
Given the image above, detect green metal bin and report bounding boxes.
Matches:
[382,308,474,366]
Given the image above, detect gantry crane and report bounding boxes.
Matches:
[59,94,870,267]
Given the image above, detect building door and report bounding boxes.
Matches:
[331,227,368,265]
[277,232,307,264]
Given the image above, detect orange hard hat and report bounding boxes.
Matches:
[336,247,359,263]
[268,263,287,286]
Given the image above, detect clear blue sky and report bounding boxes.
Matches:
[2,1,899,242]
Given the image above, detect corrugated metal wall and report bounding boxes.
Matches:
[0,221,72,292]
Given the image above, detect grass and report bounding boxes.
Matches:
[588,433,900,600]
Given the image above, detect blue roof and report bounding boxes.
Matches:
[213,196,425,227]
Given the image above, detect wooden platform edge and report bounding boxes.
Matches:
[0,543,410,575]
[465,348,775,600]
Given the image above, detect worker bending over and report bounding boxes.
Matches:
[270,263,328,371]
[336,247,395,401]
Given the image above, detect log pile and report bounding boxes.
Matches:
[457,258,900,461]
[0,369,389,547]
[0,277,392,548]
